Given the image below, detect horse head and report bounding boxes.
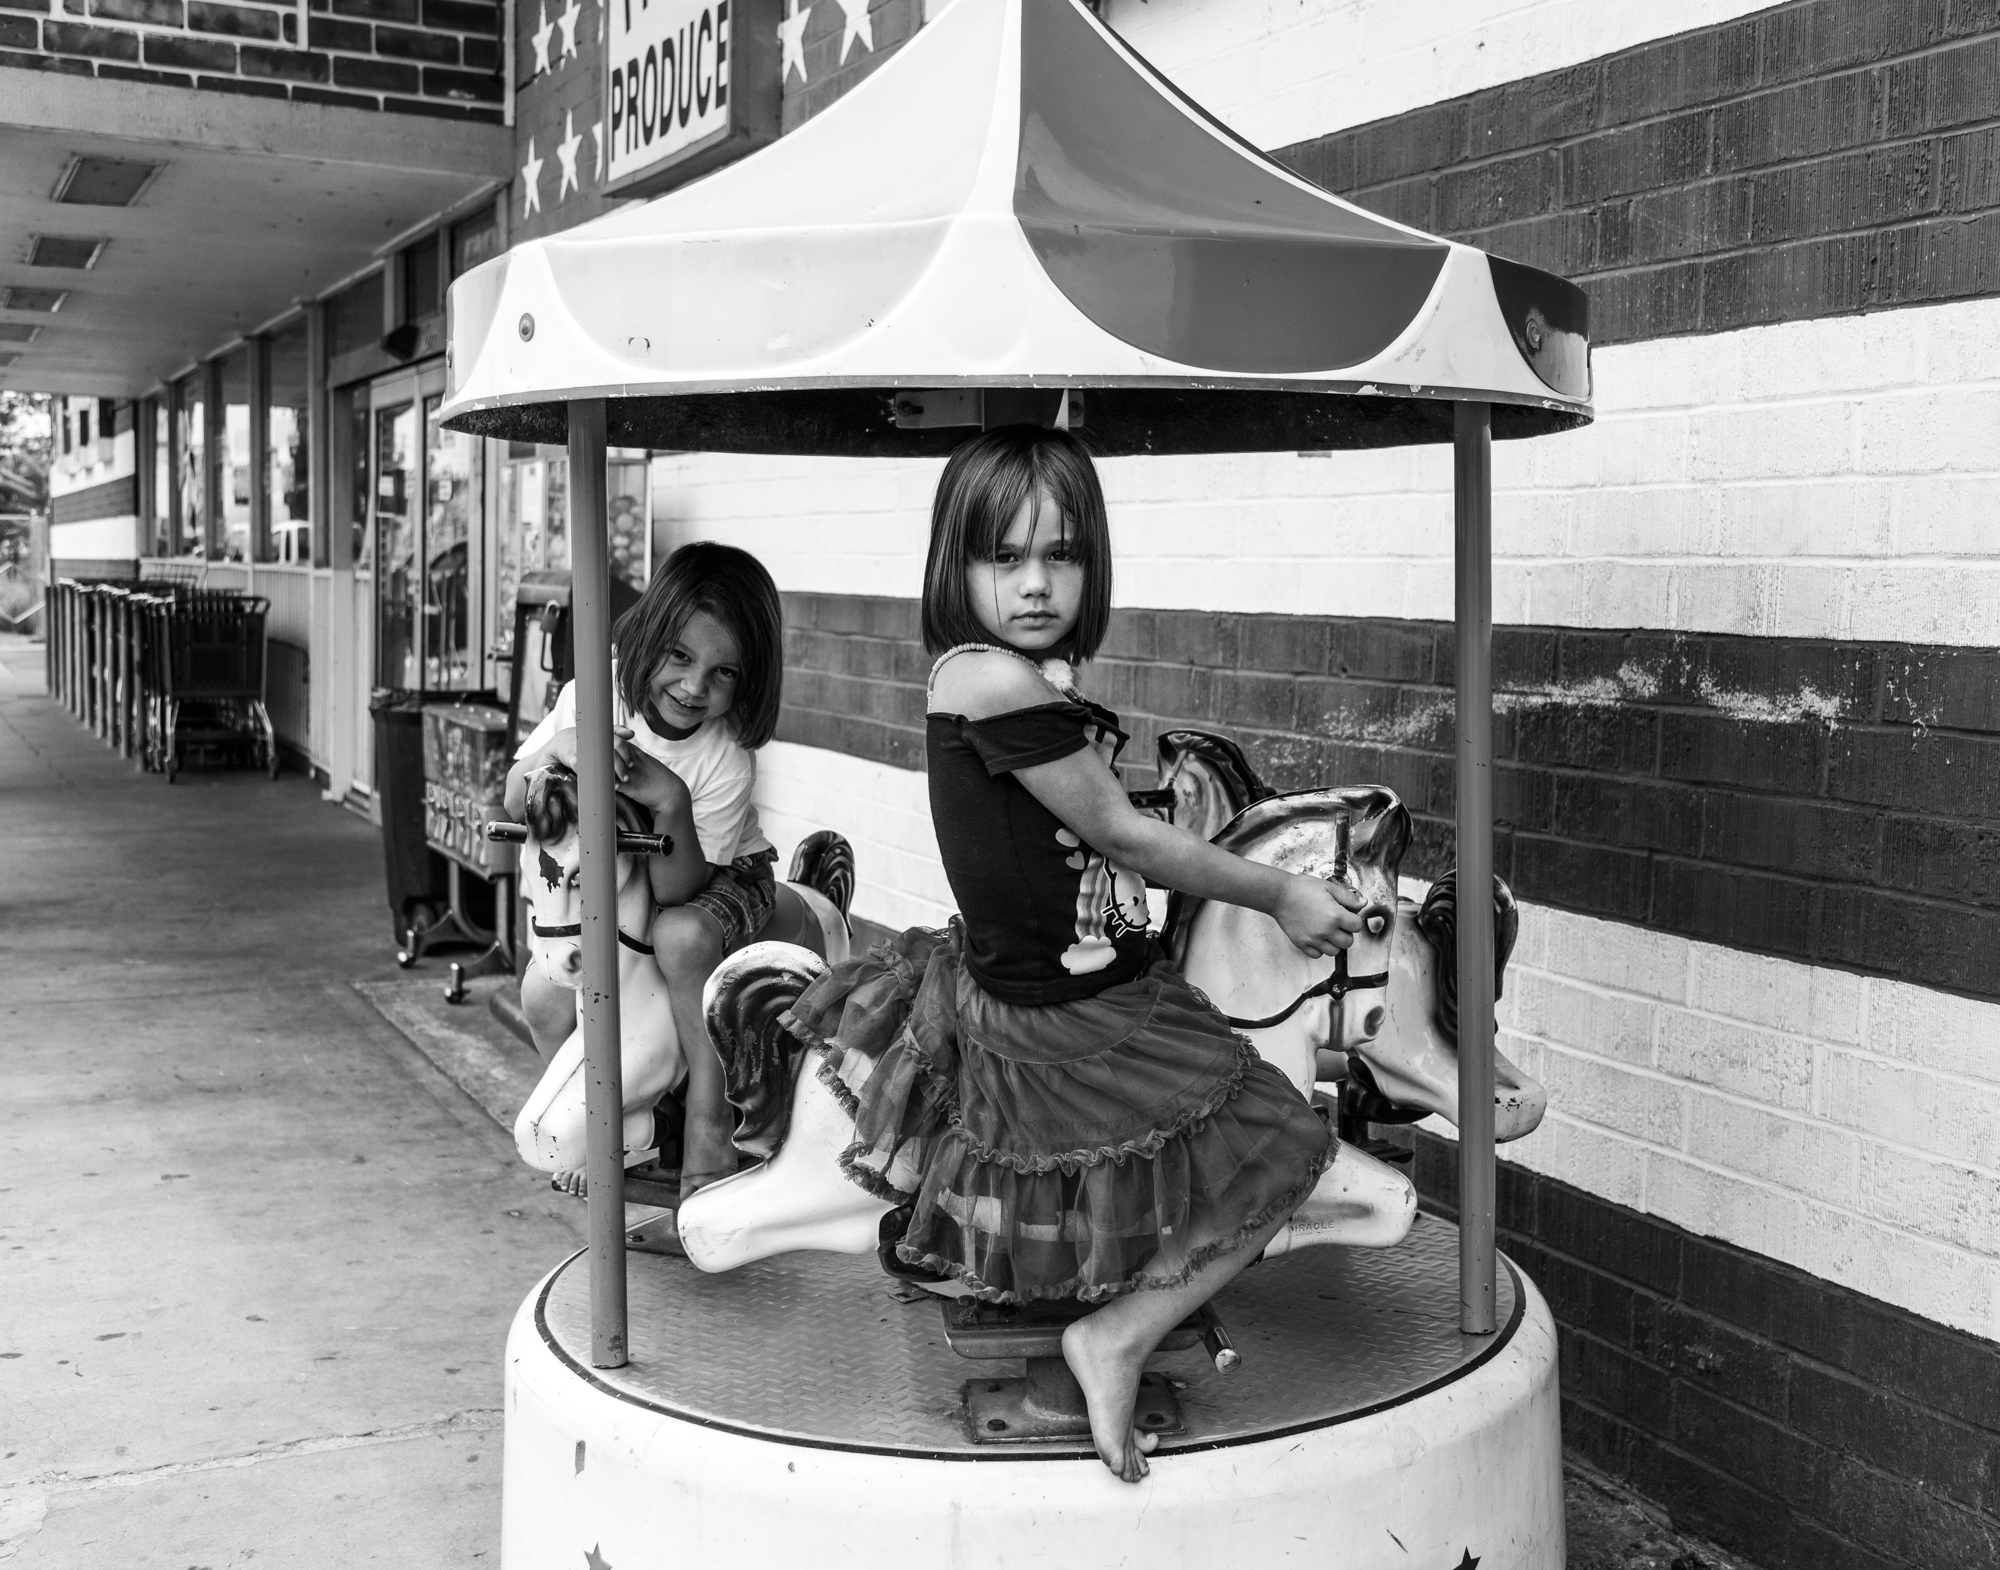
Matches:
[1167,785,1411,1097]
[1350,871,1547,1142]
[511,763,664,989]
[1152,729,1273,843]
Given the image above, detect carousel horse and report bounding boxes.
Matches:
[677,766,1546,1275]
[489,763,854,1179]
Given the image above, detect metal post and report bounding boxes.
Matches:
[569,397,629,1369]
[1454,399,1497,1337]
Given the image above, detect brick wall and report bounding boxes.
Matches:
[775,591,2000,1004]
[0,0,502,118]
[777,0,919,131]
[1398,1130,2000,1570]
[1272,0,2000,344]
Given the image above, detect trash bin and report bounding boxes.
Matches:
[371,687,449,948]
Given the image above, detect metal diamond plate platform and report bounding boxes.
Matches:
[536,1214,1520,1460]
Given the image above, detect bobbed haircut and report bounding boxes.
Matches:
[613,541,784,749]
[920,425,1113,662]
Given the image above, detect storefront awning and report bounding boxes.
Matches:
[440,0,1592,456]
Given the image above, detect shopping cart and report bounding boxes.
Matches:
[143,589,278,783]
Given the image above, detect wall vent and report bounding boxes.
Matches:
[52,157,161,208]
[28,236,108,270]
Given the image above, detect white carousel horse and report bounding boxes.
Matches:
[678,755,1548,1275]
[491,764,854,1178]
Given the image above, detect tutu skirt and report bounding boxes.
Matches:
[780,923,1332,1304]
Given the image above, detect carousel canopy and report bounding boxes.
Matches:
[439,0,1591,456]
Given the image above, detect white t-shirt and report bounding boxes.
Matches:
[518,680,772,867]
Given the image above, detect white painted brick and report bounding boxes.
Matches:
[1689,402,1856,483]
[1646,1151,1812,1268]
[1656,1010,1816,1112]
[1766,563,1852,640]
[1795,1207,2000,1344]
[1844,565,2000,647]
[1535,1049,1684,1147]
[1520,561,1674,631]
[1856,389,2000,477]
[1687,943,1865,1046]
[1539,908,1688,1002]
[1507,970,1658,1067]
[1821,1052,2000,1173]
[1919,297,2000,385]
[1866,979,2000,1081]
[1102,0,1777,150]
[1891,478,2000,557]
[1857,1144,2000,1255]
[1538,412,1694,489]
[1563,486,1714,558]
[1684,1095,1858,1202]
[1666,561,1771,638]
[1733,310,1928,401]
[1713,480,1895,559]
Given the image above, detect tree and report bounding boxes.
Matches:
[0,391,51,564]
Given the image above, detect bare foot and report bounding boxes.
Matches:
[551,1169,587,1198]
[1061,1313,1161,1483]
[678,1114,738,1206]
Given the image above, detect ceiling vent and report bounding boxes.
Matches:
[52,157,161,207]
[28,236,107,269]
[0,323,40,343]
[1,287,69,312]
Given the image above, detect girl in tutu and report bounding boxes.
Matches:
[782,426,1359,1482]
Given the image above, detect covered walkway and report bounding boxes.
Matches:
[0,635,574,1566]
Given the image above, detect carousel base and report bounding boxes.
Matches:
[501,1216,1563,1569]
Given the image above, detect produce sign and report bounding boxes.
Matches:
[606,0,780,197]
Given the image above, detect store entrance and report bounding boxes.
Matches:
[367,366,486,701]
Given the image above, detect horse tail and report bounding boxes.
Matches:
[1414,870,1520,1044]
[702,942,830,1162]
[788,829,856,925]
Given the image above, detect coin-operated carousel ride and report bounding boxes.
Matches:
[439,1,1592,1564]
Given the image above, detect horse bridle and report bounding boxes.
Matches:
[1222,943,1388,1032]
[529,918,656,956]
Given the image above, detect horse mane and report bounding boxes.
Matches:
[520,762,652,845]
[1414,869,1520,1043]
[1162,785,1412,956]
[1208,785,1413,876]
[1156,729,1275,808]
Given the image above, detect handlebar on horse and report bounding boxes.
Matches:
[485,820,674,858]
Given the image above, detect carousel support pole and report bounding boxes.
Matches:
[1453,399,1498,1337]
[569,397,629,1369]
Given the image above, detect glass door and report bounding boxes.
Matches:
[368,366,483,699]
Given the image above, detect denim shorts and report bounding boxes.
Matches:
[686,848,778,950]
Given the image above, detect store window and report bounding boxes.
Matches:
[78,403,92,448]
[151,401,170,557]
[608,455,650,589]
[267,320,311,565]
[406,233,442,323]
[173,372,204,557]
[422,392,481,690]
[216,345,252,561]
[329,272,384,361]
[452,207,500,278]
[376,400,420,688]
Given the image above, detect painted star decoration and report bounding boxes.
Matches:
[778,0,811,85]
[556,0,584,60]
[520,137,545,216]
[832,0,871,61]
[530,0,556,75]
[556,109,584,199]
[1454,1553,1480,1570]
[583,1547,612,1570]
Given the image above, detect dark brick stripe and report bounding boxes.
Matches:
[1271,0,2000,344]
[1391,1126,2000,1570]
[51,474,136,526]
[778,591,2000,1002]
[3,0,504,118]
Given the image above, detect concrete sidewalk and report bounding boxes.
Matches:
[0,637,579,1567]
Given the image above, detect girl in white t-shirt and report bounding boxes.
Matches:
[504,542,785,1203]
